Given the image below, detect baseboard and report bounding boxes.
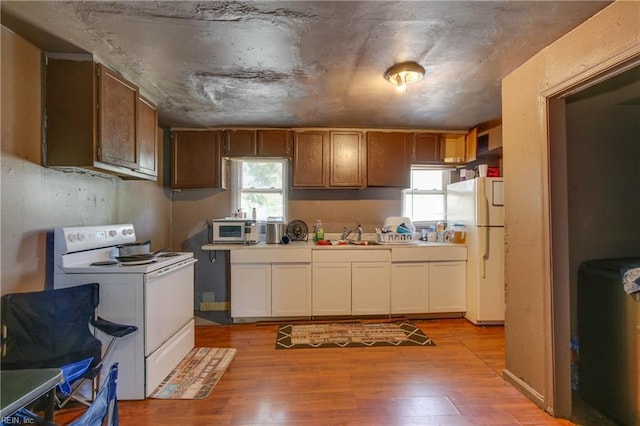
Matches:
[503,368,546,410]
[199,301,230,311]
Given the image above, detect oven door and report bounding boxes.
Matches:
[144,259,197,356]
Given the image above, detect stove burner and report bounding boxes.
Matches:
[91,261,118,266]
[157,252,181,257]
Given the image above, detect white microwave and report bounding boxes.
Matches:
[212,218,260,244]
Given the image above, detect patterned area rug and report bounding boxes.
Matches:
[149,347,236,399]
[276,322,435,349]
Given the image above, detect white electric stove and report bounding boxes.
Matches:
[53,224,197,400]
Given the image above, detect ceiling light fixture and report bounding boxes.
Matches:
[384,61,425,93]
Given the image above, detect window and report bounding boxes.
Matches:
[402,167,451,224]
[230,159,288,220]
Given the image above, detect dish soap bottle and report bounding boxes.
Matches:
[314,220,325,241]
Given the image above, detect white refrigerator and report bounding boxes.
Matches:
[446,177,505,324]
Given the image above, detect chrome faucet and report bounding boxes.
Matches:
[342,225,363,241]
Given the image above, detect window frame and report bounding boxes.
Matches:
[402,166,453,225]
[230,158,288,221]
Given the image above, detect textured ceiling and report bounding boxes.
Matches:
[1,1,612,130]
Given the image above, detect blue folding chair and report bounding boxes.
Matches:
[69,363,119,426]
[4,363,120,426]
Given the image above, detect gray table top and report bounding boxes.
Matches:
[0,368,63,419]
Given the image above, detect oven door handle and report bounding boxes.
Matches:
[147,258,197,281]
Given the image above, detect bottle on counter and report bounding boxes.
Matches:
[436,221,445,243]
[314,220,325,241]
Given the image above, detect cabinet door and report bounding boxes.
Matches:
[136,96,158,178]
[272,263,312,316]
[98,65,139,169]
[292,131,329,187]
[312,262,351,315]
[441,134,466,163]
[329,131,365,187]
[366,132,411,187]
[352,262,390,315]
[390,263,429,314]
[231,264,272,317]
[413,133,441,164]
[225,129,257,156]
[429,261,466,312]
[171,130,223,189]
[465,127,478,163]
[258,130,292,157]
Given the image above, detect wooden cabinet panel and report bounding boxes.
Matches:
[366,132,411,187]
[292,131,329,187]
[465,127,478,163]
[171,130,223,189]
[225,129,257,156]
[413,133,441,164]
[98,65,139,169]
[258,130,292,157]
[136,96,158,177]
[329,131,365,187]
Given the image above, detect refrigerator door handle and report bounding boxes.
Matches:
[481,225,489,278]
[479,178,490,278]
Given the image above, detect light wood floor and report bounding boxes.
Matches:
[55,318,574,425]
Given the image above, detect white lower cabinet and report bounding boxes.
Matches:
[390,263,429,314]
[312,249,392,316]
[272,263,312,316]
[231,264,272,317]
[230,248,312,319]
[390,260,466,314]
[351,262,391,315]
[429,261,466,312]
[312,262,351,315]
[229,246,466,320]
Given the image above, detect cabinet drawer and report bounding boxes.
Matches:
[231,248,311,263]
[392,246,467,262]
[313,249,391,263]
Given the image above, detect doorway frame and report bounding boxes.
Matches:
[541,51,640,418]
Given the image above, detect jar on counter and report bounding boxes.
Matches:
[451,224,466,244]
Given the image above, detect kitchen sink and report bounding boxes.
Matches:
[348,240,382,245]
[315,239,383,246]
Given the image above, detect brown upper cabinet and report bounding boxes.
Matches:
[224,129,256,156]
[98,65,138,170]
[44,55,158,180]
[440,134,467,164]
[292,130,329,187]
[258,130,292,157]
[329,131,365,188]
[171,130,225,189]
[292,130,365,188]
[465,127,478,163]
[135,96,158,178]
[412,133,441,164]
[366,132,412,188]
[465,118,503,163]
[224,129,292,157]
